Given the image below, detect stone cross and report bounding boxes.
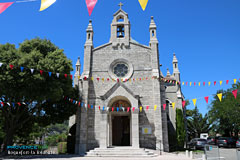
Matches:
[118,2,123,9]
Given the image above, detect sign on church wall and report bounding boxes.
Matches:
[142,126,152,134]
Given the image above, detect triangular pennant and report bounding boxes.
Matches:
[182,82,184,86]
[9,64,13,70]
[64,74,68,78]
[140,106,142,112]
[220,81,223,86]
[203,82,205,86]
[185,82,188,86]
[234,79,237,84]
[70,75,73,79]
[189,82,192,86]
[214,81,216,86]
[0,2,14,14]
[78,75,80,79]
[91,105,93,109]
[91,77,94,81]
[192,99,197,106]
[102,106,105,111]
[182,101,186,108]
[98,106,101,110]
[172,102,175,109]
[117,107,119,112]
[132,107,135,112]
[232,89,238,99]
[40,70,43,75]
[85,0,98,16]
[146,105,149,111]
[17,102,21,106]
[20,67,24,72]
[1,102,4,106]
[0,62,2,67]
[112,107,114,112]
[198,82,201,86]
[217,93,222,102]
[204,96,209,104]
[30,69,34,74]
[78,102,81,107]
[127,107,130,112]
[138,0,148,11]
[40,0,56,11]
[154,105,157,111]
[56,73,60,78]
[194,82,196,86]
[208,82,211,86]
[163,104,166,110]
[226,80,229,84]
[48,72,52,77]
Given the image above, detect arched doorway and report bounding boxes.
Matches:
[109,99,131,146]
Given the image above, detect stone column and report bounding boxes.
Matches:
[100,111,108,148]
[131,108,139,148]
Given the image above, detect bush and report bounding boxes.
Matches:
[176,108,186,149]
[58,142,67,154]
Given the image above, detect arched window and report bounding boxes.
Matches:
[117,25,125,38]
[117,16,124,22]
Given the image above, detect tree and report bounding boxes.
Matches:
[0,38,79,152]
[208,83,240,137]
[176,108,186,149]
[186,106,212,140]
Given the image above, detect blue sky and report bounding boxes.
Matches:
[0,0,240,115]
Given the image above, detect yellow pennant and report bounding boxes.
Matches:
[142,78,145,80]
[154,105,157,111]
[234,79,237,84]
[91,77,94,81]
[129,79,131,82]
[121,79,123,82]
[192,99,197,106]
[172,102,175,109]
[198,82,201,86]
[102,78,104,82]
[140,106,143,112]
[190,82,192,86]
[40,0,56,11]
[182,82,184,86]
[217,93,222,102]
[138,0,149,11]
[136,78,139,81]
[78,75,80,79]
[208,82,211,86]
[220,81,223,86]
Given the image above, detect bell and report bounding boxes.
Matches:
[118,32,124,37]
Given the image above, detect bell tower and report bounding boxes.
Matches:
[110,2,130,47]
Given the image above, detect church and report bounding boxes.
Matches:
[69,4,185,156]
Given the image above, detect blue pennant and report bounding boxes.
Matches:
[81,103,84,107]
[73,100,76,104]
[12,103,15,107]
[91,105,93,109]
[117,107,119,112]
[48,72,52,77]
[20,67,24,72]
[102,106,105,111]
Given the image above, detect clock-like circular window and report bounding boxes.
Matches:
[113,63,129,77]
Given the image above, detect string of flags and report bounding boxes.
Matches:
[0,62,239,86]
[0,0,148,15]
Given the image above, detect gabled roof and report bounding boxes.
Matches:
[113,9,128,16]
[100,82,139,100]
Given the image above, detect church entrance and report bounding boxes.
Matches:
[112,116,130,146]
[109,99,131,147]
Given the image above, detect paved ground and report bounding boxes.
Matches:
[2,153,192,160]
[193,148,239,160]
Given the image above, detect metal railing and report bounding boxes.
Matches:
[237,148,240,160]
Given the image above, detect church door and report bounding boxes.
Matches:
[112,116,130,146]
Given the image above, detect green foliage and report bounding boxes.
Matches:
[0,38,79,150]
[176,108,186,149]
[187,106,211,140]
[208,82,240,136]
[58,142,67,154]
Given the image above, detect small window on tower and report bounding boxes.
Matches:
[152,30,154,37]
[88,33,90,40]
[117,25,125,38]
[175,64,177,68]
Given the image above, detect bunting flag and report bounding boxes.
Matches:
[112,107,114,112]
[102,106,104,111]
[189,82,192,86]
[146,105,149,111]
[127,107,130,112]
[20,67,24,72]
[154,105,157,111]
[204,96,209,104]
[138,0,148,11]
[116,107,119,112]
[39,0,56,11]
[140,106,143,112]
[172,102,175,109]
[232,89,238,99]
[1,102,4,106]
[234,79,237,84]
[56,73,60,78]
[182,101,186,108]
[31,69,34,74]
[226,80,229,84]
[192,99,197,107]
[194,82,196,86]
[0,63,3,67]
[70,75,73,79]
[198,82,201,86]
[217,93,222,102]
[48,72,52,77]
[214,81,216,86]
[132,107,135,112]
[208,82,211,86]
[220,81,222,86]
[163,104,166,110]
[0,2,14,14]
[9,64,14,70]
[85,0,98,16]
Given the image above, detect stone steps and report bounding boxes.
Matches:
[85,147,158,157]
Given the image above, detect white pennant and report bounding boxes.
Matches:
[106,107,109,111]
[0,62,3,67]
[56,73,60,78]
[30,69,34,74]
[22,102,26,105]
[85,104,87,108]
[7,102,10,106]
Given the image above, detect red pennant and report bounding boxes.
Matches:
[185,82,188,86]
[40,70,43,75]
[163,104,166,110]
[127,107,130,112]
[226,80,229,84]
[9,64,14,70]
[85,0,98,16]
[107,78,109,81]
[17,102,21,106]
[204,96,209,104]
[88,104,90,108]
[132,107,135,112]
[84,77,86,80]
[70,75,73,79]
[133,78,135,81]
[146,77,148,80]
[146,105,149,110]
[182,101,186,108]
[117,79,119,82]
[139,78,142,81]
[1,102,4,106]
[97,78,100,81]
[64,74,68,78]
[0,2,14,14]
[232,89,238,99]
[99,106,101,110]
[203,82,205,86]
[70,99,73,103]
[194,82,196,86]
[178,82,181,85]
[214,81,216,86]
[78,102,81,107]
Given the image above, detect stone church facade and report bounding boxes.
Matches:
[70,6,184,155]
